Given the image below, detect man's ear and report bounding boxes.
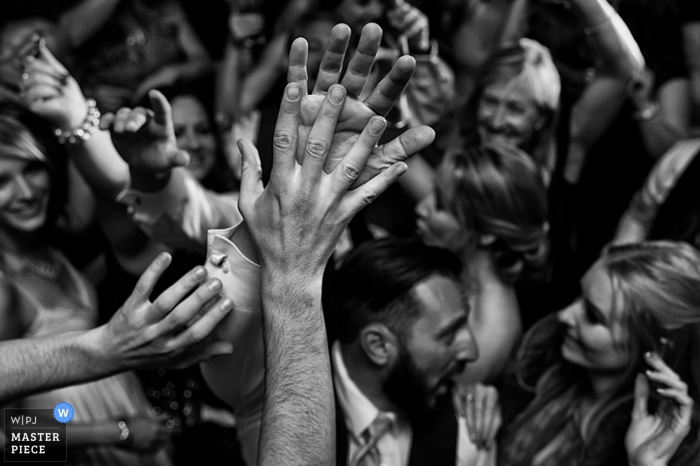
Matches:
[359,323,399,367]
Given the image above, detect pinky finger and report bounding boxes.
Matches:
[343,162,408,217]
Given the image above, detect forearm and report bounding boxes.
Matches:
[59,0,122,47]
[573,0,643,79]
[258,271,334,466]
[0,330,108,407]
[68,130,131,199]
[216,43,245,117]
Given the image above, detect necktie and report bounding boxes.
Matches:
[350,413,393,466]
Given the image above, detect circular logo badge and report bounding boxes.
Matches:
[53,402,74,423]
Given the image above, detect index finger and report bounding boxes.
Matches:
[362,55,415,116]
[148,89,173,128]
[36,38,69,75]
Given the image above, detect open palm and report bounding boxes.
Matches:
[290,23,434,188]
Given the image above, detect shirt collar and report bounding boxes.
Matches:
[332,341,395,439]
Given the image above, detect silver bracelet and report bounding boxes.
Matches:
[54,99,100,145]
[117,418,130,446]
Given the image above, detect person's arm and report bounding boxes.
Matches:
[683,22,700,120]
[58,0,123,48]
[613,139,700,245]
[22,38,130,200]
[132,1,213,102]
[565,0,645,183]
[0,253,233,407]
[631,74,691,160]
[235,26,434,465]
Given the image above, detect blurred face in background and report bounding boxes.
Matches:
[476,76,543,150]
[301,19,336,89]
[171,95,217,181]
[335,0,386,35]
[0,156,51,233]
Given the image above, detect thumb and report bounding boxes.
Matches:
[148,89,173,129]
[37,37,69,74]
[632,373,650,421]
[238,138,264,209]
[171,149,190,168]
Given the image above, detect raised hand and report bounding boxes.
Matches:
[456,384,502,451]
[237,81,407,272]
[20,36,88,130]
[98,252,234,371]
[288,23,435,188]
[99,90,190,175]
[625,352,693,466]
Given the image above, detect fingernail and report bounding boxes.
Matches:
[220,298,233,311]
[194,267,207,279]
[286,84,300,101]
[644,351,654,360]
[370,118,386,136]
[208,279,222,292]
[645,370,654,377]
[396,162,408,176]
[329,85,346,104]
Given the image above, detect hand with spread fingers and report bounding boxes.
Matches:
[98,90,191,178]
[456,384,502,453]
[625,352,694,466]
[237,80,407,273]
[288,22,435,189]
[97,252,234,372]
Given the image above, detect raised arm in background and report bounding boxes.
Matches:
[564,0,645,183]
[58,0,123,48]
[0,253,233,407]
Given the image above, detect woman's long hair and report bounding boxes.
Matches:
[439,144,548,284]
[455,38,560,181]
[500,241,700,465]
[0,100,68,235]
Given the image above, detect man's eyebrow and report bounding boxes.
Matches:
[437,314,467,339]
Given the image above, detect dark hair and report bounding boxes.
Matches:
[328,238,462,344]
[154,84,239,193]
[438,144,549,284]
[0,100,68,233]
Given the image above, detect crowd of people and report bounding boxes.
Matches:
[1,0,700,465]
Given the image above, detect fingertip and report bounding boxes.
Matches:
[396,162,408,176]
[157,252,172,265]
[332,23,352,38]
[286,82,302,102]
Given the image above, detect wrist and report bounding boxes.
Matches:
[75,327,119,378]
[115,418,132,448]
[54,99,100,145]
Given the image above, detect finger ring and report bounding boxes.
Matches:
[59,73,69,86]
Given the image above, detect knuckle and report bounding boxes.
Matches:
[361,189,378,206]
[341,163,362,181]
[187,327,205,344]
[306,139,329,159]
[273,132,295,152]
[167,311,186,329]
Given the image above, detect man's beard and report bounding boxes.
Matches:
[382,347,446,424]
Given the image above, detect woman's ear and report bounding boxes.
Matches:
[359,323,399,367]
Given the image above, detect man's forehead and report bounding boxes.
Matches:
[411,274,469,319]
